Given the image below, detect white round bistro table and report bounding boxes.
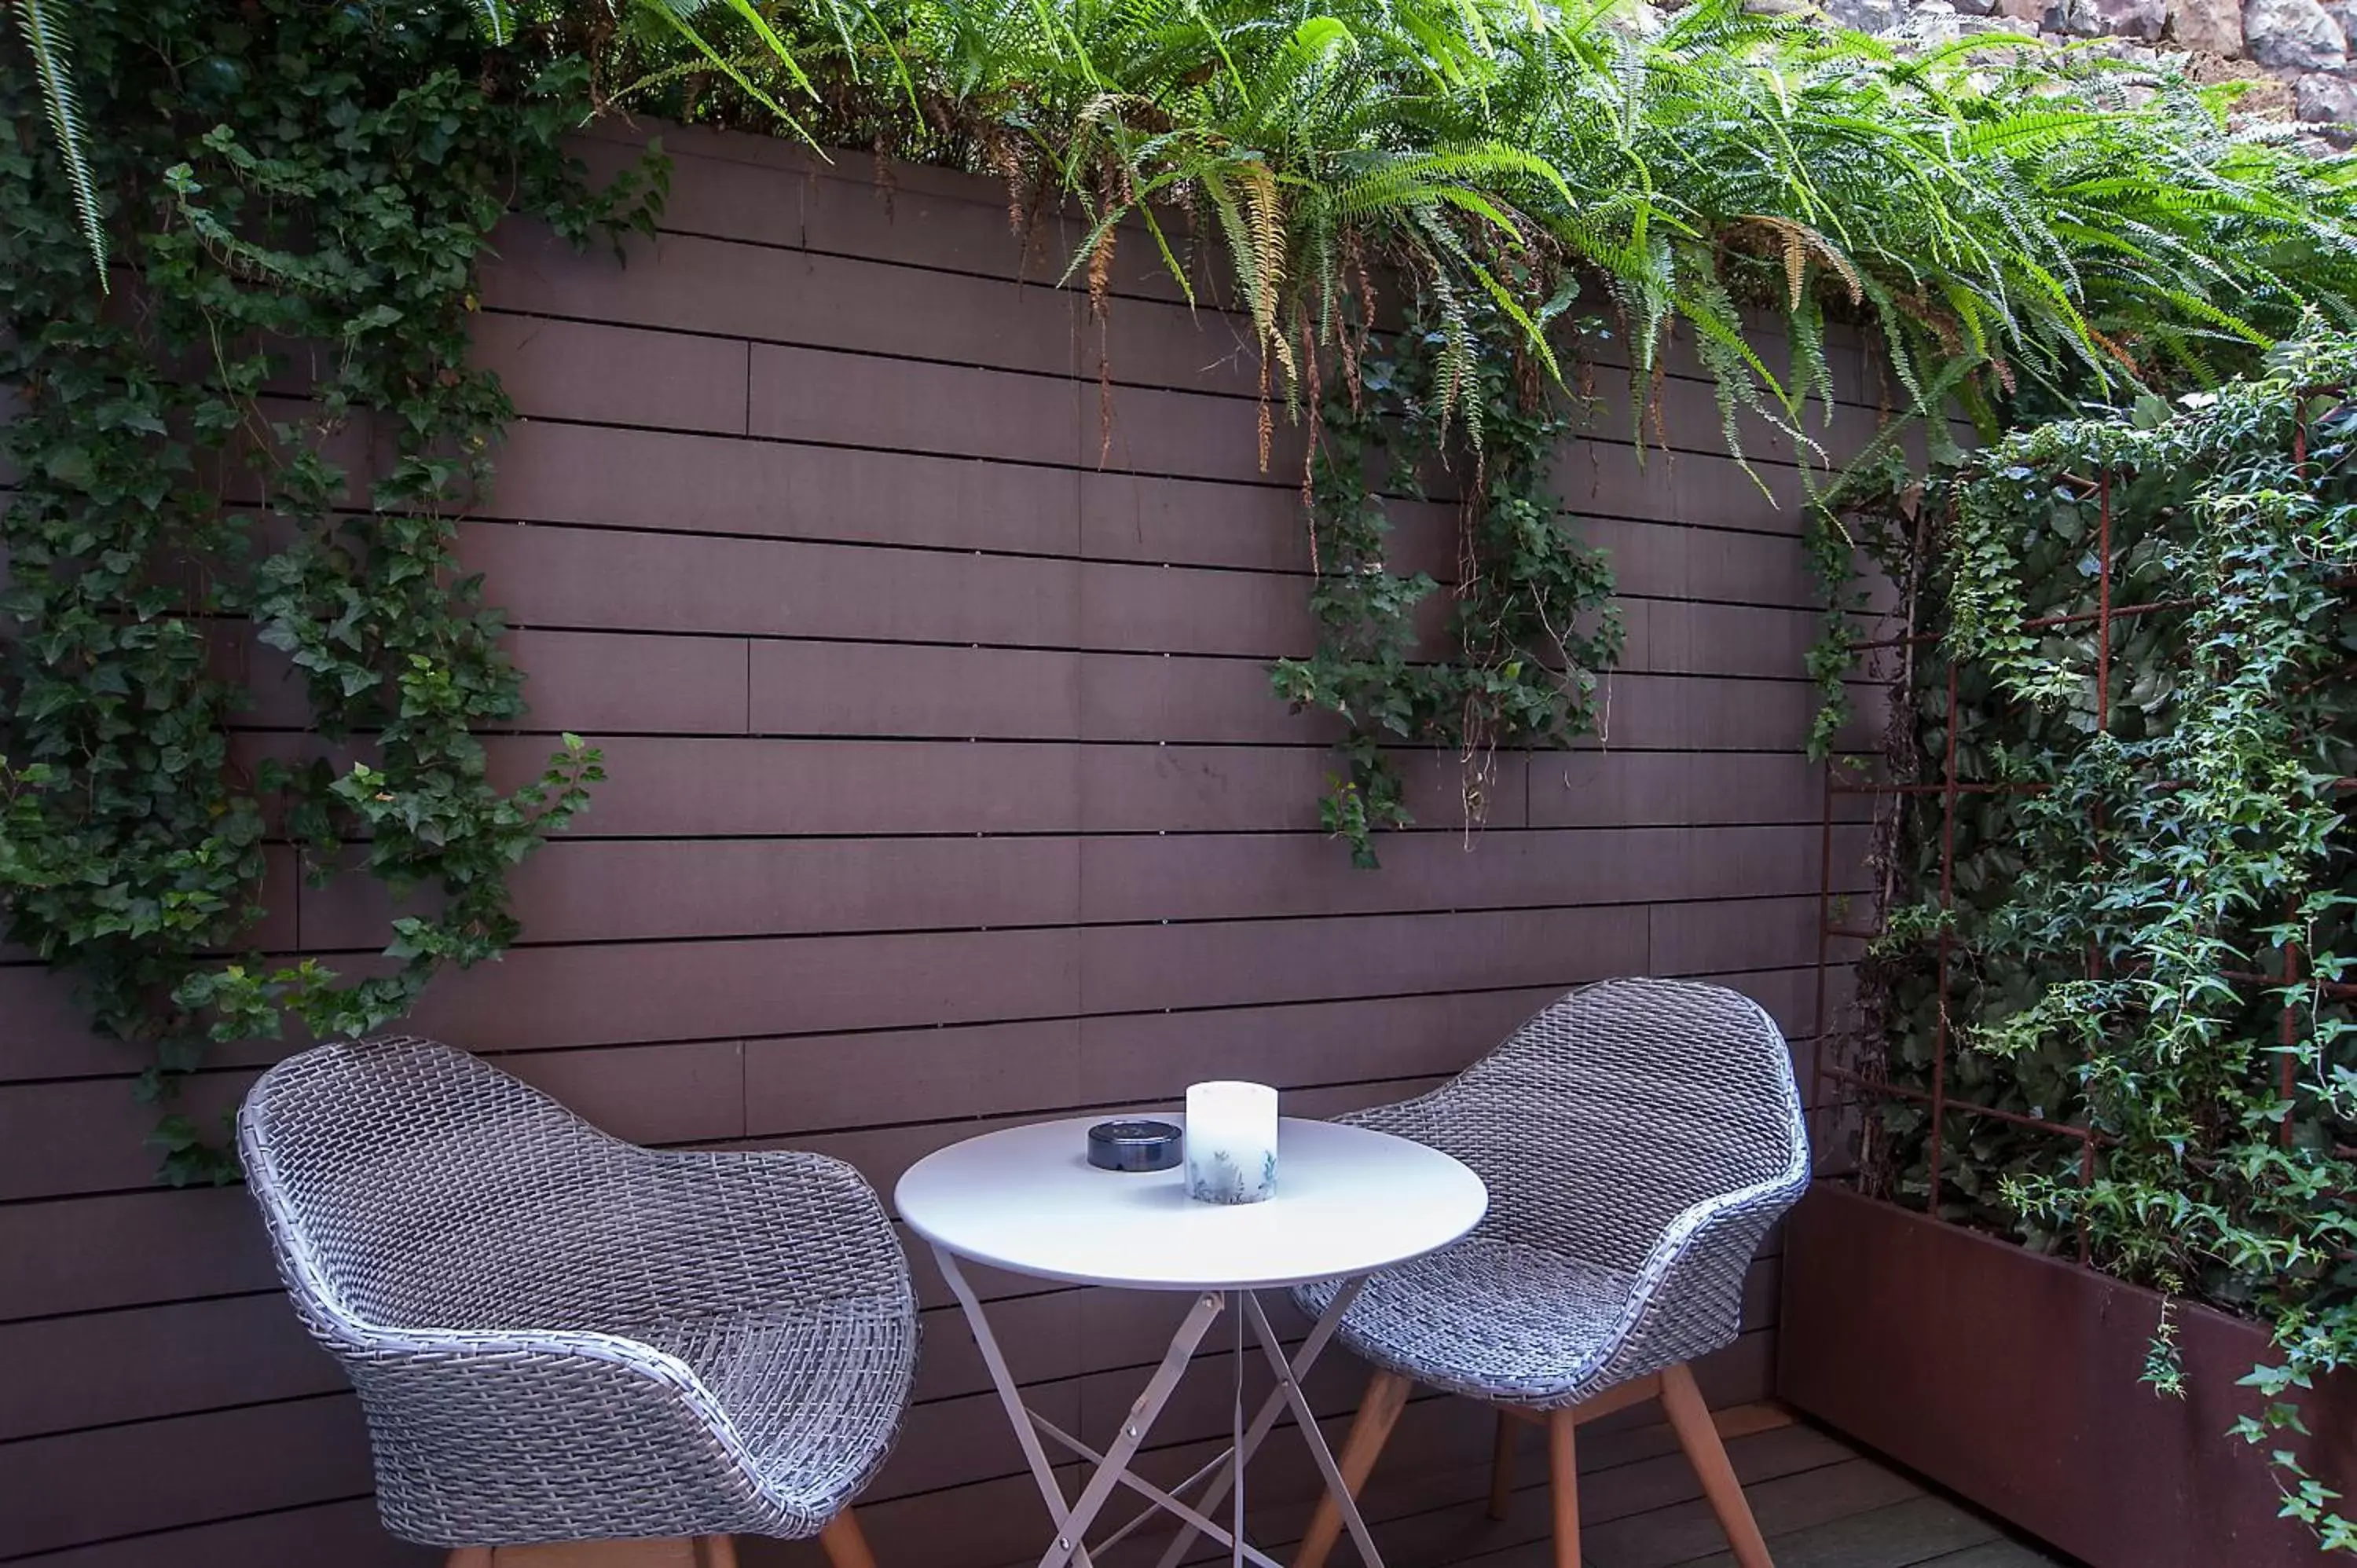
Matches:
[896,1115,1487,1568]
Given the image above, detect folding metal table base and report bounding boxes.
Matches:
[933,1249,1386,1568]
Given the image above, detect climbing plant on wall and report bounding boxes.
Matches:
[0,0,661,1181]
[1817,325,2357,1549]
[1270,291,1621,864]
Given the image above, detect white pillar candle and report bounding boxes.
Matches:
[1184,1081,1278,1204]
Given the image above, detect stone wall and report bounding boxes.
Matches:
[1822,0,2355,127]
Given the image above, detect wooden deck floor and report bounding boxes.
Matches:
[1124,1406,2074,1568]
[1377,1409,2069,1568]
[751,1402,2072,1568]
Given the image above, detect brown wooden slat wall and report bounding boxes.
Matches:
[0,122,1881,1566]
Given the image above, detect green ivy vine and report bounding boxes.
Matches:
[1820,325,2357,1550]
[0,0,662,1182]
[1271,291,1622,866]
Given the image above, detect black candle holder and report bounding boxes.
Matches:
[1087,1119,1183,1172]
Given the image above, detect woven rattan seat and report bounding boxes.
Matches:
[1296,1239,1640,1405]
[238,1035,916,1556]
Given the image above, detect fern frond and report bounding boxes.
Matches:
[10,0,107,287]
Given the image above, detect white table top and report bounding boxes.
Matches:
[895,1115,1489,1291]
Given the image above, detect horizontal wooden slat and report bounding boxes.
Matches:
[487,418,1086,555]
[750,639,1076,739]
[510,625,1868,769]
[302,834,1083,949]
[395,900,1764,1051]
[1527,749,1864,830]
[467,571,1824,692]
[477,416,1827,577]
[1080,741,1504,833]
[444,738,1867,840]
[1582,672,1881,753]
[486,222,1087,377]
[2,1498,429,1568]
[0,1039,750,1201]
[862,1378,1080,1501]
[467,738,1494,837]
[472,310,748,435]
[570,126,1083,281]
[1654,894,1860,976]
[0,1074,249,1203]
[749,340,1082,464]
[0,1292,339,1442]
[405,927,1082,1051]
[456,670,1863,757]
[0,1186,278,1321]
[1076,903,1648,1014]
[0,1394,374,1557]
[463,519,1084,650]
[1075,824,1870,925]
[288,823,1864,954]
[614,126,1197,319]
[1586,514,1815,606]
[0,966,149,1083]
[510,628,750,735]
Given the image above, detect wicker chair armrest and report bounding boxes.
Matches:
[1585,1165,1809,1390]
[327,1323,812,1543]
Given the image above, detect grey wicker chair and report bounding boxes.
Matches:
[1291,978,1810,1568]
[238,1035,917,1568]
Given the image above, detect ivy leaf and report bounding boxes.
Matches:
[42,447,92,487]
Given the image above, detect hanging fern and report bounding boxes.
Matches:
[5,0,106,283]
[585,0,2357,475]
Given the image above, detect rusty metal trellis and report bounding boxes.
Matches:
[1806,399,2336,1253]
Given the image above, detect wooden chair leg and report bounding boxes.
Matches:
[696,1537,742,1568]
[1546,1409,1582,1568]
[445,1552,493,1568]
[1487,1409,1517,1520]
[1292,1368,1412,1568]
[1661,1362,1772,1568]
[817,1511,877,1568]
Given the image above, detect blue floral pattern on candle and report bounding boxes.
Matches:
[1186,1144,1277,1204]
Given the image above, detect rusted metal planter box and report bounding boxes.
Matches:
[1779,1184,2357,1568]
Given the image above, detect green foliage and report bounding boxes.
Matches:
[0,0,659,1181]
[596,0,2357,859]
[1826,324,2357,1549]
[1268,291,1618,863]
[602,0,2357,450]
